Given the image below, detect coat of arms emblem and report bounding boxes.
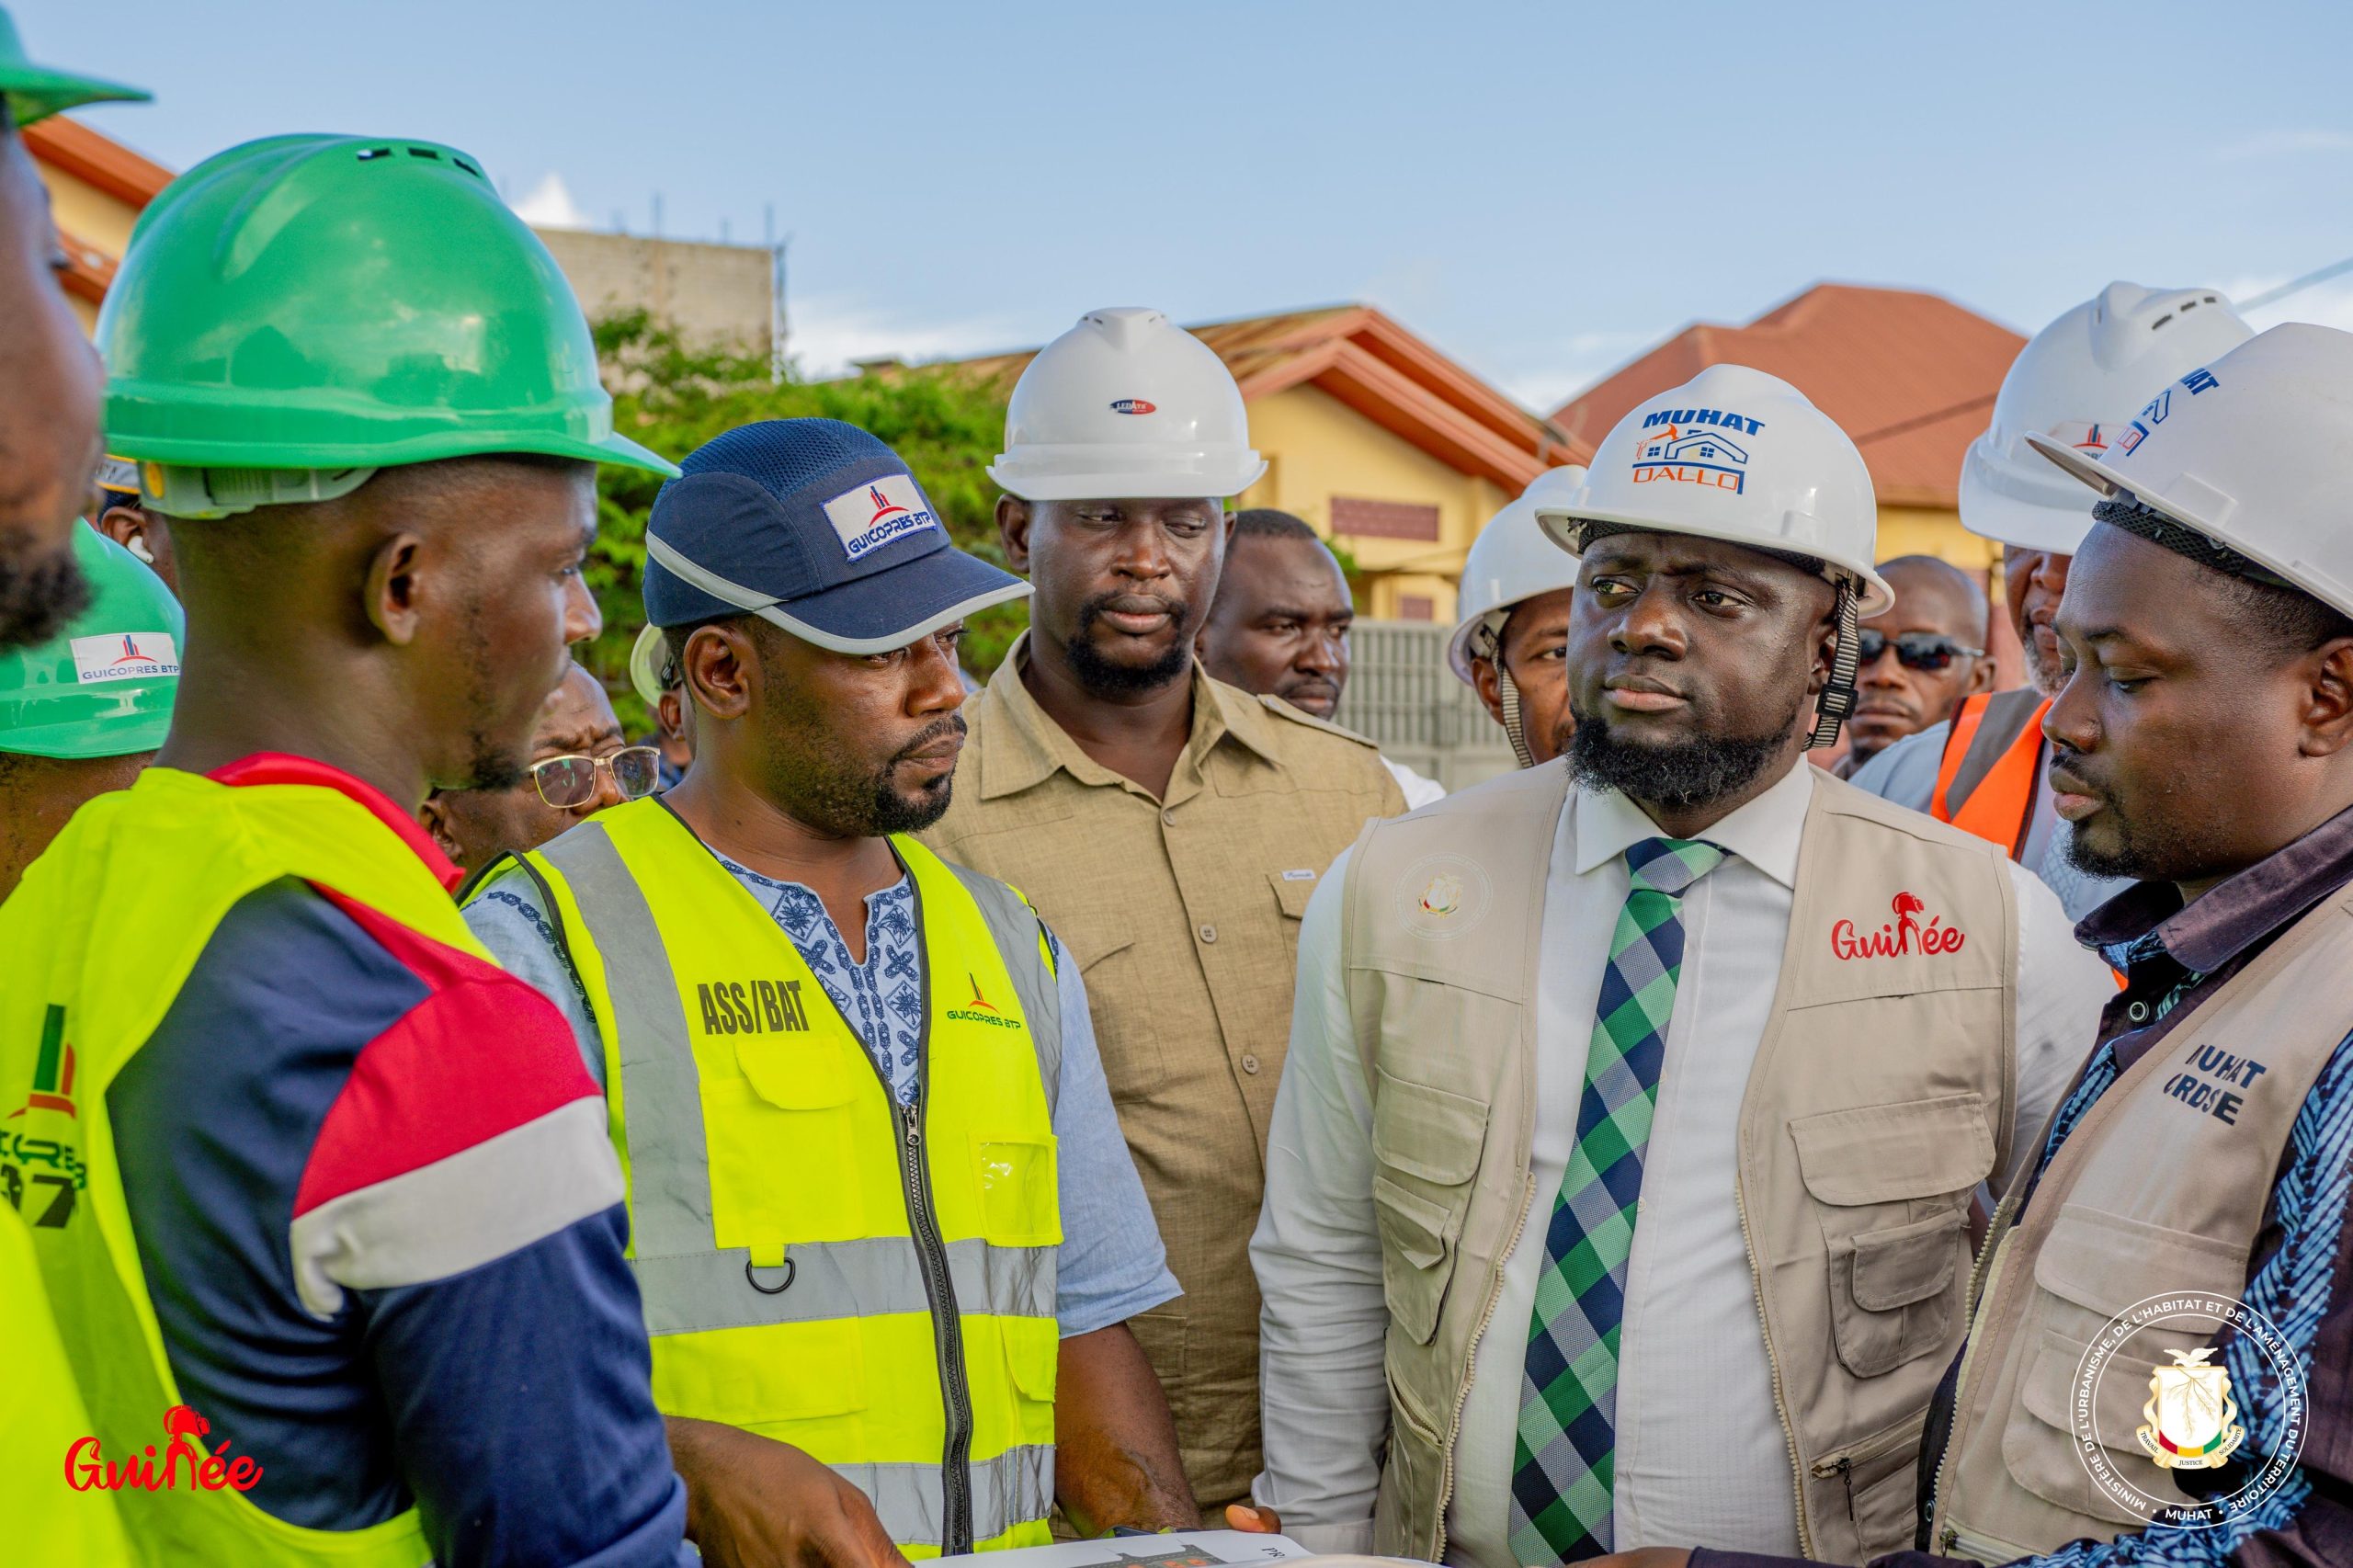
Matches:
[2136,1346,2245,1470]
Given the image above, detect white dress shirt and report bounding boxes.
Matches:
[1251,761,2117,1566]
[1383,755,1449,811]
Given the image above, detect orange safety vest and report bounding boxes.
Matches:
[1930,690,2052,861]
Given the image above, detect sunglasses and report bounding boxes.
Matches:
[530,746,663,809]
[1854,631,1984,674]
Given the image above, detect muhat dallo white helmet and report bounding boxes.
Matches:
[1532,364,1886,746]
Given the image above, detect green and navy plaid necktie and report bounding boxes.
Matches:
[1510,835,1727,1563]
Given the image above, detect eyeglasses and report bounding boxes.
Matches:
[1854,631,1984,673]
[529,746,663,809]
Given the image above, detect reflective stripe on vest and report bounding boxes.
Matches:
[0,768,444,1566]
[514,801,1061,1556]
[1932,690,2052,859]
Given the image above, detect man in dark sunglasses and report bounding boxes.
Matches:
[1836,554,1994,776]
[423,661,657,889]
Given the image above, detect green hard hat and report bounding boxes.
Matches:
[97,133,676,492]
[0,6,148,127]
[0,523,181,759]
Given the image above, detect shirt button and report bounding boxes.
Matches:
[1241,1053,1262,1075]
[2127,1000,2152,1023]
[1163,809,1177,826]
[1199,923,1218,943]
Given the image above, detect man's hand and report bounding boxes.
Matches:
[666,1415,910,1568]
[1223,1503,1283,1534]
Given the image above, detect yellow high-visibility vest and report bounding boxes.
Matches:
[503,799,1063,1557]
[0,768,450,1566]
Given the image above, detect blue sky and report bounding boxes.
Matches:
[32,0,2353,409]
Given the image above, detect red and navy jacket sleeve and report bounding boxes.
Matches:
[110,876,689,1566]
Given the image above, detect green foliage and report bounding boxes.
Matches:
[582,311,1023,733]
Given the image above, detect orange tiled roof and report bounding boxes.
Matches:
[1549,283,2027,510]
[940,304,1573,493]
[24,115,175,304]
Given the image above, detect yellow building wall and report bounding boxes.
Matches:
[1876,506,1995,574]
[1236,382,1512,623]
[40,164,142,332]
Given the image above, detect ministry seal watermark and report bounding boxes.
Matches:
[2069,1292,2306,1529]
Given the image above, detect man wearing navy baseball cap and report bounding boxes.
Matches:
[466,418,1197,1558]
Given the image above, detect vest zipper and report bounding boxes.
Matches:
[874,869,975,1556]
[1927,1187,2022,1552]
[1430,1168,1537,1563]
[1806,1414,1923,1531]
[896,1096,976,1554]
[1733,1157,1813,1557]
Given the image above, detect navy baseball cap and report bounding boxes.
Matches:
[641,418,1028,659]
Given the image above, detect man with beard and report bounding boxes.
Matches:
[1196,506,1445,807]
[1577,320,2353,1568]
[1243,367,2111,1567]
[0,134,887,1568]
[1851,283,2252,919]
[922,308,1404,1520]
[465,419,1196,1557]
[0,10,144,650]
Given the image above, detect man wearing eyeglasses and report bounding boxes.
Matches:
[461,418,1197,1558]
[1833,555,1994,778]
[423,661,660,887]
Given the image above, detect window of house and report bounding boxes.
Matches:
[1329,495,1439,541]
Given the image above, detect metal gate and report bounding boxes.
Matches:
[1334,619,1519,793]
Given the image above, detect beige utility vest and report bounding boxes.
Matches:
[1931,885,2353,1562]
[1343,763,2018,1564]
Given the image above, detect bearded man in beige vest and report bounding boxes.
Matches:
[1578,324,2353,1568]
[1237,367,2114,1567]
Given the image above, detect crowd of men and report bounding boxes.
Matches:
[3,13,2350,1568]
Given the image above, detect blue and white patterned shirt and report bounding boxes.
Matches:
[465,849,1179,1338]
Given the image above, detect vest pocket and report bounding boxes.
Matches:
[710,1040,868,1244]
[654,1316,870,1428]
[1793,1094,1993,1380]
[1370,1071,1488,1346]
[970,1133,1062,1247]
[1997,1203,2248,1523]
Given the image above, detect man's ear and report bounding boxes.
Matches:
[2301,637,2353,757]
[363,532,428,646]
[997,495,1034,574]
[685,622,759,722]
[1471,655,1508,727]
[1965,654,1998,698]
[96,503,156,564]
[416,790,467,869]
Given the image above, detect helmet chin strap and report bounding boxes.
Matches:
[1806,579,1860,750]
[1475,617,1540,769]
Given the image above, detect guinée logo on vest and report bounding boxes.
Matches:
[64,1404,265,1496]
[1829,890,1966,960]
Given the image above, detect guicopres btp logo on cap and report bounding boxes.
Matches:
[637,418,1029,668]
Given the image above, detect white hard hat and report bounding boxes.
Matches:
[1447,466,1588,684]
[2029,322,2353,620]
[1533,363,1892,615]
[988,307,1267,502]
[629,621,669,706]
[1962,282,2253,555]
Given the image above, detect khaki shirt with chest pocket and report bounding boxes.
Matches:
[921,636,1406,1510]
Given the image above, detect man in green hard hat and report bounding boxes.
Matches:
[0,133,901,1568]
[0,521,178,898]
[0,6,145,651]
